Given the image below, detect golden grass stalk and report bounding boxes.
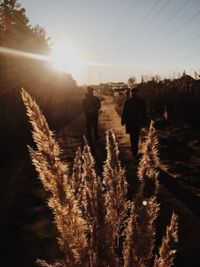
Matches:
[103,129,130,242]
[123,197,159,267]
[138,120,159,198]
[71,147,84,205]
[81,142,117,266]
[122,203,136,267]
[154,213,178,267]
[123,122,160,266]
[21,88,88,266]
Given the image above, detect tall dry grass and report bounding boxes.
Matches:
[22,89,178,267]
[103,129,130,259]
[123,121,160,267]
[154,213,178,267]
[21,88,88,266]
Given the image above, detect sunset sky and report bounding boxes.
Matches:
[20,0,200,84]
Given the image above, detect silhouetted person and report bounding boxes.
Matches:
[83,86,101,141]
[126,88,131,99]
[121,88,146,157]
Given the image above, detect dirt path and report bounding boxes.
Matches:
[100,96,200,213]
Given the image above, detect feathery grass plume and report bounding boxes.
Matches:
[123,122,160,266]
[123,196,159,267]
[21,88,88,266]
[82,141,117,266]
[154,213,178,267]
[71,147,84,204]
[122,203,137,267]
[103,129,130,240]
[22,89,178,267]
[138,120,159,198]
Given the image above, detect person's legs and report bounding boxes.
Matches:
[93,115,99,139]
[86,117,92,141]
[130,130,140,156]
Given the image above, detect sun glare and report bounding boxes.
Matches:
[49,42,86,79]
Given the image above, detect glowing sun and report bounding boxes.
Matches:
[49,42,86,78]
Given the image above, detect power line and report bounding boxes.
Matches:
[143,0,192,56]
[145,7,200,61]
[128,0,140,19]
[182,55,200,67]
[175,49,200,64]
[153,0,171,20]
[153,8,200,52]
[158,34,200,70]
[151,31,200,69]
[139,0,160,23]
[156,0,192,35]
[117,1,200,72]
[166,31,200,57]
[116,0,141,53]
[133,0,172,42]
[123,0,141,33]
[129,0,160,35]
[120,0,160,51]
[124,0,172,52]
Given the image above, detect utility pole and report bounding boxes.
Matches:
[98,70,102,84]
[87,65,91,85]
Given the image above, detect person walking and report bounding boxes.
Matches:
[121,88,146,157]
[83,86,101,141]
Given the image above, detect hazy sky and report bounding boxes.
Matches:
[20,0,200,84]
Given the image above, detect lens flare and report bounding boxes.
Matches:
[0,46,48,61]
[49,42,87,79]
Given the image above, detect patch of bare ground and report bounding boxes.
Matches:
[158,123,200,198]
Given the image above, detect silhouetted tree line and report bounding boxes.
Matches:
[137,72,200,128]
[0,0,82,151]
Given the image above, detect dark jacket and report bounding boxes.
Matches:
[121,95,146,133]
[83,94,101,118]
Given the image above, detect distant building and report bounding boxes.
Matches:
[112,82,129,96]
[93,82,130,95]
